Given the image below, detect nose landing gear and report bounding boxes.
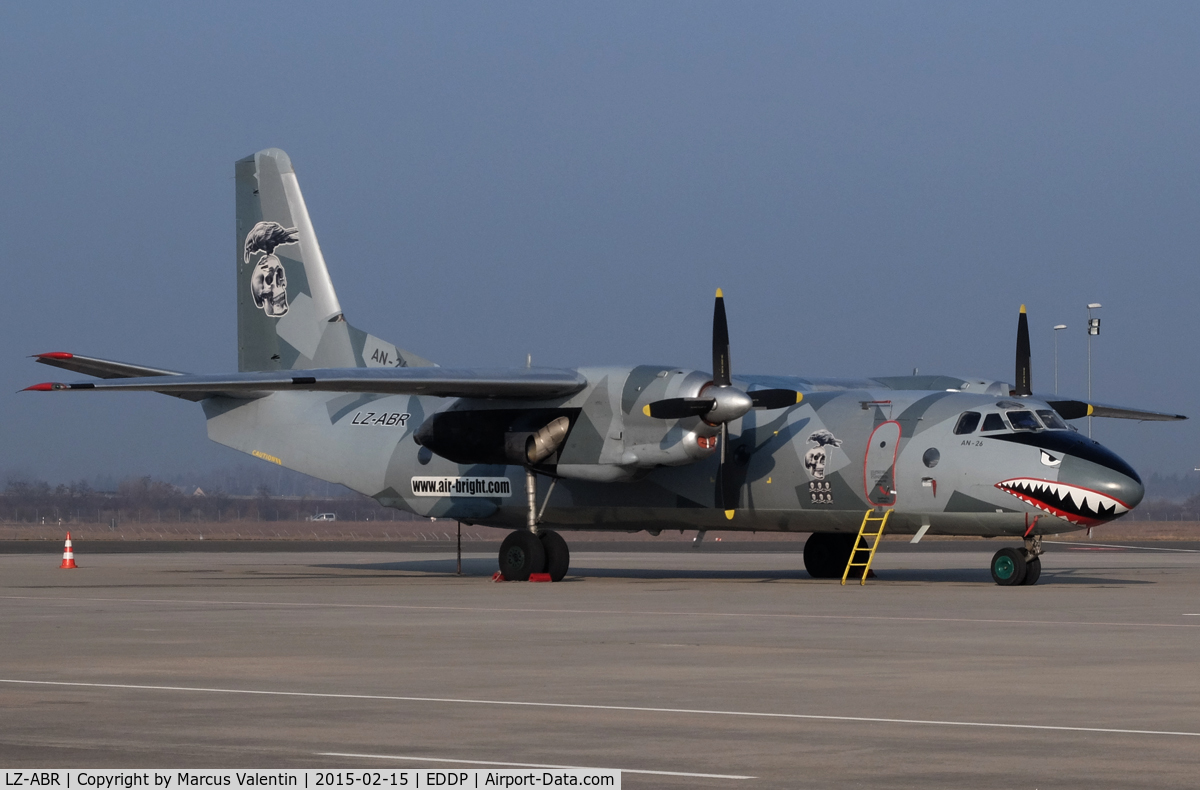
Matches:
[991,535,1043,586]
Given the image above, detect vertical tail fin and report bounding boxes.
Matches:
[235,148,433,372]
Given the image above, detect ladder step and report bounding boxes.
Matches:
[844,508,892,586]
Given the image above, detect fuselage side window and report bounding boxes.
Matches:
[1007,410,1041,431]
[1036,409,1068,430]
[954,412,982,435]
[981,413,1007,432]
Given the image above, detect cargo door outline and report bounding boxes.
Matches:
[864,420,901,507]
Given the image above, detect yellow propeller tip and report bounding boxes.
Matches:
[715,288,724,298]
[1020,304,1026,313]
[796,392,804,403]
[642,404,651,417]
[724,510,735,520]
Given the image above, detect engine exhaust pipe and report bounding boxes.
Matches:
[526,416,570,464]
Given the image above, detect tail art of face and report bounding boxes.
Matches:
[244,221,300,317]
[803,429,842,480]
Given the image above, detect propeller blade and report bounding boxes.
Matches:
[1015,304,1031,397]
[749,389,803,410]
[715,422,732,517]
[712,288,731,387]
[643,397,716,419]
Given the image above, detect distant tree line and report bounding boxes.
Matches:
[1,474,415,524]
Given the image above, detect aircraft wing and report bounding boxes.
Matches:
[1046,399,1187,422]
[24,366,588,401]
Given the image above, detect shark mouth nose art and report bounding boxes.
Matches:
[996,478,1130,526]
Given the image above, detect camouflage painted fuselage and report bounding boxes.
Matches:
[203,366,1144,538]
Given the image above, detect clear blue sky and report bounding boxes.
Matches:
[2,2,1197,484]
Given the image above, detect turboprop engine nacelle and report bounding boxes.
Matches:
[555,368,721,482]
[414,368,725,480]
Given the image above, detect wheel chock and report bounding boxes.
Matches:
[491,571,506,582]
[529,573,552,583]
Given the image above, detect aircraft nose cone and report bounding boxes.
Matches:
[995,433,1143,525]
[1057,439,1143,511]
[1103,468,1144,510]
[1056,448,1143,521]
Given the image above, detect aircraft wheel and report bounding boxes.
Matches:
[991,547,1027,586]
[538,530,570,582]
[1021,556,1041,586]
[804,533,855,579]
[499,530,545,581]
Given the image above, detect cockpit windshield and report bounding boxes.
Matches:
[981,413,1007,432]
[953,412,981,435]
[1036,409,1068,430]
[1006,410,1041,431]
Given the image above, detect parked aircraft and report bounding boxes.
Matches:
[25,149,1186,585]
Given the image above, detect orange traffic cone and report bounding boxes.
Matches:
[60,532,77,569]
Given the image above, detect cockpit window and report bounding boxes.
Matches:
[1006,410,1041,431]
[953,412,981,435]
[981,413,1007,432]
[1036,409,1068,430]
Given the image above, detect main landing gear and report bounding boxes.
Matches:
[803,532,866,579]
[498,529,570,581]
[497,467,570,581]
[991,535,1043,586]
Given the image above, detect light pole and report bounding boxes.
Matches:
[1053,324,1067,395]
[1086,303,1102,438]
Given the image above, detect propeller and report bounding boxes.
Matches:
[1014,304,1031,397]
[1012,305,1185,421]
[643,289,803,518]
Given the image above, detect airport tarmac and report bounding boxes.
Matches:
[2,541,1199,788]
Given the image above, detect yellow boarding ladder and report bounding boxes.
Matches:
[841,509,892,586]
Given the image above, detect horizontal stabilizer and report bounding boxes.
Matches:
[1047,399,1187,422]
[24,367,588,401]
[33,352,184,379]
[30,353,205,401]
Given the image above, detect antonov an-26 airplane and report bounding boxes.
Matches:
[25,149,1187,586]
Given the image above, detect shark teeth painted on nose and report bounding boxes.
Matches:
[995,477,1130,527]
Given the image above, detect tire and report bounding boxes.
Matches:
[991,547,1027,586]
[1021,556,1041,586]
[498,530,546,581]
[804,533,856,579]
[539,530,570,582]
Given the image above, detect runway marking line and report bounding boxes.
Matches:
[2,595,1197,630]
[3,678,1199,741]
[317,752,754,780]
[1043,540,1200,554]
